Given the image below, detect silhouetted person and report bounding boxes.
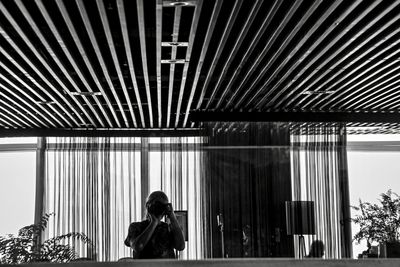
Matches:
[125,191,185,259]
[306,240,325,258]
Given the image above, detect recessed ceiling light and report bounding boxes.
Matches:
[71,92,102,96]
[169,1,189,6]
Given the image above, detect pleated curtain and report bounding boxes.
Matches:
[290,124,352,259]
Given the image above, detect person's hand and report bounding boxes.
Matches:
[149,212,162,224]
[165,203,177,220]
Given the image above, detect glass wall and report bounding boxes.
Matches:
[0,138,36,236]
[1,131,400,262]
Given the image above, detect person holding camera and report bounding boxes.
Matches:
[124,191,185,259]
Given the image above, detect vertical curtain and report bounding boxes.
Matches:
[290,123,352,259]
[149,137,207,259]
[42,136,206,261]
[43,137,141,261]
[203,122,293,258]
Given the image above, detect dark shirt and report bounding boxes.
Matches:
[125,220,176,259]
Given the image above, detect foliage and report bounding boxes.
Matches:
[0,213,92,264]
[352,190,400,246]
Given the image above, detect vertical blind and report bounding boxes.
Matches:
[42,136,205,261]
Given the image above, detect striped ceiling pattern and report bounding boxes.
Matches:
[1,0,400,129]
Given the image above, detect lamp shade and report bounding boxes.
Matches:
[285,201,315,235]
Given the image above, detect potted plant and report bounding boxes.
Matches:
[352,190,400,258]
[0,213,92,264]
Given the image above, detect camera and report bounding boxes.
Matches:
[148,202,172,217]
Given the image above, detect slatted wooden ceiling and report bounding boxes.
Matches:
[1,0,400,130]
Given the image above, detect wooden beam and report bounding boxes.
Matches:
[190,111,400,123]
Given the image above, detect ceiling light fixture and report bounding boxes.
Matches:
[71,92,102,96]
[161,59,186,64]
[168,1,189,6]
[161,42,188,47]
[163,0,196,7]
[301,90,335,95]
[36,100,56,105]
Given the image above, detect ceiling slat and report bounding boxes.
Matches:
[137,0,154,128]
[335,55,400,110]
[222,0,285,110]
[0,114,18,128]
[257,1,379,109]
[36,0,106,128]
[348,72,400,111]
[0,1,83,127]
[56,0,115,128]
[235,0,359,111]
[174,0,204,128]
[183,0,223,127]
[0,56,62,127]
[241,0,311,110]
[14,0,99,128]
[0,81,53,128]
[166,6,182,128]
[0,100,33,128]
[231,0,304,110]
[76,0,128,128]
[97,0,137,128]
[210,0,264,110]
[362,81,400,110]
[288,1,400,110]
[0,92,42,127]
[117,0,146,128]
[156,0,162,128]
[195,0,243,111]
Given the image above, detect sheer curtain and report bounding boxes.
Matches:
[148,137,207,259]
[41,136,205,261]
[290,124,352,259]
[203,122,294,258]
[43,137,141,261]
